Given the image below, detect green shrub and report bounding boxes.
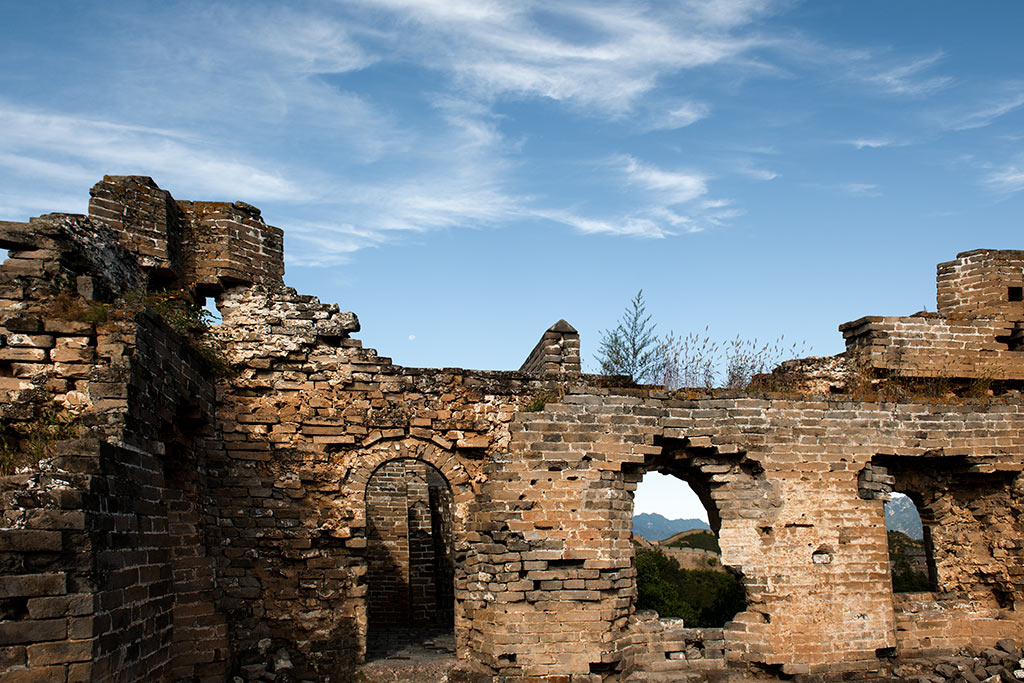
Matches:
[145,289,234,377]
[888,531,931,592]
[0,405,81,476]
[523,391,559,412]
[635,548,745,626]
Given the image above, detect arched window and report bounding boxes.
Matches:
[365,459,455,657]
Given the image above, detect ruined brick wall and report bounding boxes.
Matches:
[202,290,569,677]
[841,314,1024,380]
[841,249,1024,383]
[0,206,226,681]
[470,392,1024,679]
[937,249,1024,318]
[87,312,224,682]
[3,178,1023,683]
[89,175,284,292]
[89,176,184,283]
[177,201,284,290]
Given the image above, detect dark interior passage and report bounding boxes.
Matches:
[365,458,455,658]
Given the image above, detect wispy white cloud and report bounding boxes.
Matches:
[643,101,711,131]
[238,11,376,75]
[535,210,674,238]
[0,105,304,202]
[532,155,736,238]
[346,0,778,113]
[941,89,1024,131]
[860,53,952,96]
[805,181,881,197]
[845,138,895,149]
[7,0,981,271]
[840,182,881,196]
[982,164,1024,194]
[0,189,89,220]
[735,160,778,180]
[620,156,708,204]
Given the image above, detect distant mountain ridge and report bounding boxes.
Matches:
[634,497,922,543]
[632,513,710,540]
[885,495,924,540]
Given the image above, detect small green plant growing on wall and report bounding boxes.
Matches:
[144,289,234,377]
[523,391,560,412]
[47,291,110,324]
[0,405,81,476]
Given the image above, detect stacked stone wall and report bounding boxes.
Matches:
[519,319,581,375]
[937,249,1024,318]
[455,391,1024,679]
[89,176,184,282]
[841,314,1024,380]
[842,248,1024,382]
[89,175,285,292]
[178,201,284,290]
[0,210,227,681]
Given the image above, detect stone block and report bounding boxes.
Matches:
[0,574,66,599]
[27,638,92,665]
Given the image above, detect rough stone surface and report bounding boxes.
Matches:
[0,177,1021,682]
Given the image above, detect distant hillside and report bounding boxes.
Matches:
[632,513,710,540]
[885,495,924,540]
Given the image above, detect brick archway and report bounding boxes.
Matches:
[364,458,455,654]
[349,439,474,660]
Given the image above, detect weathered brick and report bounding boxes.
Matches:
[0,619,67,644]
[0,574,66,599]
[26,638,92,665]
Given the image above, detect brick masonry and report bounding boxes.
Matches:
[0,177,1021,682]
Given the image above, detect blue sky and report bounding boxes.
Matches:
[4,1,1022,520]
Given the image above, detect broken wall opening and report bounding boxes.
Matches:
[885,492,937,592]
[872,454,1024,609]
[364,458,455,658]
[629,456,746,629]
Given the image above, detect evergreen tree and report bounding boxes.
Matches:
[596,290,661,382]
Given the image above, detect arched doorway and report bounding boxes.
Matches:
[365,458,455,657]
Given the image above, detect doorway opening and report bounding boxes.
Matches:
[365,458,455,659]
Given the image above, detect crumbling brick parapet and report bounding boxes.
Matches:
[89,175,285,292]
[520,319,581,376]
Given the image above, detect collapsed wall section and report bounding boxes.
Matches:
[481,392,1023,679]
[89,175,285,292]
[201,293,569,677]
[937,249,1024,318]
